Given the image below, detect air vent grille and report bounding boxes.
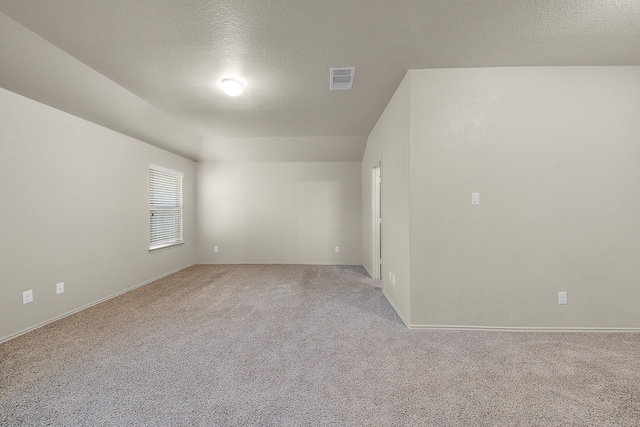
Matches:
[330,67,355,90]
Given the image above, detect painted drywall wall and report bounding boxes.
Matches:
[198,136,367,162]
[0,87,196,342]
[409,67,640,328]
[0,11,203,160]
[197,162,361,264]
[362,72,411,323]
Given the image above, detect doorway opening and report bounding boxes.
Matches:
[373,163,382,281]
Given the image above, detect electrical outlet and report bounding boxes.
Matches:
[56,282,64,295]
[23,290,33,304]
[392,274,396,286]
[558,291,567,305]
[214,246,219,252]
[335,246,340,253]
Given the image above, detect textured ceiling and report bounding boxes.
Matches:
[0,0,639,160]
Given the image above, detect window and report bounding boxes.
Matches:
[149,165,183,251]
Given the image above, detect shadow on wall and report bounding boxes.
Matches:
[294,181,342,262]
[236,179,346,263]
[197,162,361,264]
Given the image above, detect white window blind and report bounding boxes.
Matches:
[149,165,183,251]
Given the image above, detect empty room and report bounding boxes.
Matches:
[1,1,639,425]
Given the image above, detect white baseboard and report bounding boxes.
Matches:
[0,264,195,344]
[362,264,373,278]
[8,263,631,342]
[406,324,640,333]
[381,288,411,328]
[199,262,363,266]
[380,290,639,332]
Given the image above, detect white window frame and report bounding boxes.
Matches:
[149,164,184,252]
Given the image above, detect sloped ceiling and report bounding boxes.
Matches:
[0,12,203,160]
[0,0,639,161]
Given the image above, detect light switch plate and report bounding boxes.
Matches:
[335,246,340,253]
[471,193,480,205]
[56,282,64,295]
[214,246,219,252]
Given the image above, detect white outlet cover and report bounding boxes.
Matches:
[392,274,396,286]
[335,246,340,253]
[558,291,568,305]
[23,290,33,304]
[214,246,219,252]
[56,282,64,294]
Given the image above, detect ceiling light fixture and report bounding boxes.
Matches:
[221,79,243,96]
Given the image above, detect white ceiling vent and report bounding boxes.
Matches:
[330,67,355,90]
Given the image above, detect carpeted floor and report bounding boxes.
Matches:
[1,264,639,426]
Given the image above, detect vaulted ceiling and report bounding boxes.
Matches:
[1,0,639,161]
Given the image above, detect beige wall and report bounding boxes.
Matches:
[198,136,366,162]
[0,88,196,342]
[409,66,640,329]
[197,162,362,264]
[362,72,411,323]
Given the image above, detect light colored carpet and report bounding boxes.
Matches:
[1,264,639,426]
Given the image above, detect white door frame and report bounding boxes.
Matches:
[372,162,382,280]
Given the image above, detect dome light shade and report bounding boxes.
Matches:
[221,79,243,96]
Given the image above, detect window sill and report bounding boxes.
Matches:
[149,241,184,253]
